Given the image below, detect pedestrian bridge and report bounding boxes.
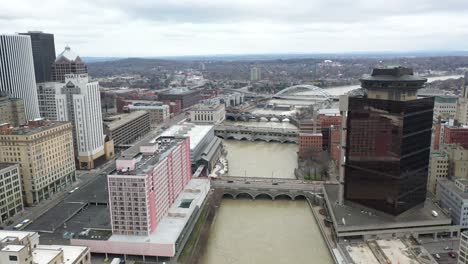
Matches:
[214,125,298,143]
[211,177,334,201]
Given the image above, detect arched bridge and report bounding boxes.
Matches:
[214,125,298,143]
[273,85,337,101]
[211,176,331,201]
[225,112,291,122]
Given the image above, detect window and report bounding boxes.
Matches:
[9,255,18,261]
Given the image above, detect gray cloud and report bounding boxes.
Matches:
[0,0,467,56]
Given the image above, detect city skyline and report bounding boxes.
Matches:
[1,0,468,57]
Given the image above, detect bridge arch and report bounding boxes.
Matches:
[273,84,332,100]
[254,193,274,200]
[274,194,294,200]
[226,115,237,122]
[293,194,307,200]
[236,192,255,199]
[223,193,235,199]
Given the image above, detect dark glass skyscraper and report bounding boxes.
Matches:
[344,67,434,215]
[19,31,56,83]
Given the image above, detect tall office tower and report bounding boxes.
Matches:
[0,34,40,119]
[250,66,261,81]
[0,120,75,205]
[342,67,433,215]
[56,74,105,169]
[19,31,56,82]
[51,46,87,82]
[109,137,191,235]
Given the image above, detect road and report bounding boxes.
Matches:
[420,238,459,264]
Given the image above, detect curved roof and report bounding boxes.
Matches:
[56,46,81,62]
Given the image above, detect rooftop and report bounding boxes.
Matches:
[324,184,452,234]
[32,248,61,263]
[160,123,213,151]
[0,120,69,136]
[1,244,25,252]
[191,102,224,111]
[0,163,17,170]
[104,111,148,131]
[438,178,468,199]
[36,245,89,264]
[127,103,168,110]
[56,46,82,63]
[318,108,340,116]
[0,230,36,241]
[360,67,427,83]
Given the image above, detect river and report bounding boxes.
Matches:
[201,199,334,264]
[223,140,298,178]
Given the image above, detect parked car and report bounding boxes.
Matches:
[449,252,457,258]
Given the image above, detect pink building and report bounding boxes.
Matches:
[109,137,191,236]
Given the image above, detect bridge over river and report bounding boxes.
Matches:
[214,124,298,143]
[211,176,336,200]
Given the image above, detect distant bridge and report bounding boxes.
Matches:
[273,85,338,101]
[214,125,298,143]
[211,177,333,201]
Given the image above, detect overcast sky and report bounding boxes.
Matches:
[1,0,468,57]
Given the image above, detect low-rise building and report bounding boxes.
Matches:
[189,102,225,124]
[0,164,23,225]
[437,178,468,227]
[0,95,26,127]
[125,103,169,127]
[103,111,151,147]
[444,126,468,149]
[0,230,90,264]
[0,120,76,205]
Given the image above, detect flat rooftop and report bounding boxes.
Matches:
[2,244,25,252]
[104,111,148,130]
[160,123,213,151]
[32,248,61,263]
[0,163,17,170]
[438,178,468,199]
[160,87,197,95]
[36,245,89,264]
[0,121,68,136]
[318,108,340,116]
[324,184,452,234]
[0,230,36,241]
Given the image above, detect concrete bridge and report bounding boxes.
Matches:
[211,176,331,201]
[214,125,298,143]
[225,112,291,122]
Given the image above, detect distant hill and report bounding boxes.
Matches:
[82,57,124,63]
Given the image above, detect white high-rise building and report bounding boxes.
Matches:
[0,34,40,119]
[250,66,261,81]
[56,73,106,169]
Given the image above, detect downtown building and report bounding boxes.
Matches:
[0,34,40,120]
[51,46,87,82]
[189,101,226,124]
[158,87,201,109]
[19,31,56,83]
[124,102,170,127]
[71,134,209,261]
[0,120,75,205]
[103,111,151,147]
[322,67,459,243]
[56,74,113,169]
[0,164,23,225]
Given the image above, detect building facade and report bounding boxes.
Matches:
[343,67,433,215]
[299,133,323,159]
[250,66,261,81]
[438,178,468,227]
[104,111,151,146]
[19,31,56,83]
[109,137,191,235]
[460,231,468,264]
[51,46,87,82]
[189,102,225,124]
[125,103,169,127]
[0,164,23,225]
[0,95,26,127]
[36,82,61,120]
[0,34,40,120]
[444,126,468,150]
[434,96,457,120]
[427,152,449,195]
[0,121,75,205]
[56,74,107,169]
